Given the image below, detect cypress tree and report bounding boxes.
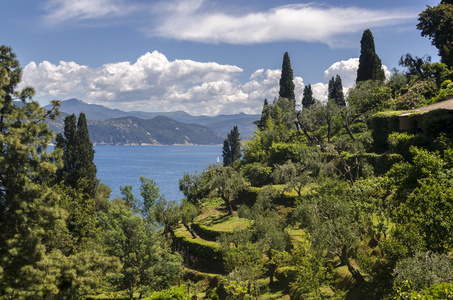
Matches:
[301,85,315,109]
[76,112,97,197]
[328,75,345,107]
[56,113,97,198]
[255,98,271,130]
[56,114,77,187]
[279,52,295,108]
[356,29,385,83]
[222,126,241,167]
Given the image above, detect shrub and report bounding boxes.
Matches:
[370,112,401,153]
[241,163,272,187]
[393,251,453,291]
[145,286,190,300]
[423,109,453,141]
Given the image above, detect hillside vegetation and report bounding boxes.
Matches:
[2,2,453,299]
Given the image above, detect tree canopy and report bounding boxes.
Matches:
[418,2,453,66]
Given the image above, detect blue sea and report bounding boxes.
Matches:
[93,145,222,201]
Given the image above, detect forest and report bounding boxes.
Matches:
[1,1,453,299]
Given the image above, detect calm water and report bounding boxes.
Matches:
[93,145,222,201]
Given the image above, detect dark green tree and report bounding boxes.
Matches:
[255,98,271,130]
[418,2,453,66]
[356,29,386,82]
[301,84,315,109]
[56,113,97,198]
[399,53,431,79]
[76,112,97,197]
[0,45,64,298]
[279,52,295,108]
[328,75,345,107]
[222,126,242,167]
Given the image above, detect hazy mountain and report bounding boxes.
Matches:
[46,98,259,139]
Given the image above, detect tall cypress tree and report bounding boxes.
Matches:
[56,114,77,187]
[56,113,97,198]
[301,85,315,109]
[356,29,385,83]
[76,112,97,197]
[328,75,345,107]
[222,126,241,167]
[279,52,295,108]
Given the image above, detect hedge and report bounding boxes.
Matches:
[172,229,225,273]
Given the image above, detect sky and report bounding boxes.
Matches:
[4,0,441,116]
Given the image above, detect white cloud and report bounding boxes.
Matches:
[324,58,359,88]
[42,0,418,47]
[20,60,89,97]
[20,51,281,115]
[43,0,136,24]
[21,51,394,115]
[151,0,416,46]
[323,58,391,95]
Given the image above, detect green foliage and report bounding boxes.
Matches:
[418,2,453,66]
[241,162,272,187]
[328,75,345,107]
[347,79,393,119]
[395,79,437,110]
[388,132,426,160]
[279,52,295,107]
[100,199,182,298]
[395,282,453,300]
[179,171,210,205]
[356,29,386,82]
[223,125,242,167]
[370,112,401,153]
[399,53,432,80]
[290,240,334,298]
[294,178,366,284]
[208,166,248,216]
[145,286,190,300]
[423,109,453,141]
[393,252,453,291]
[302,84,315,108]
[56,112,98,198]
[0,46,65,298]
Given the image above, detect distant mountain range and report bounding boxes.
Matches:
[45,99,259,145]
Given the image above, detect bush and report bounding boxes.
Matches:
[393,251,453,291]
[370,112,402,153]
[241,163,272,187]
[423,109,453,142]
[388,132,426,160]
[145,286,190,300]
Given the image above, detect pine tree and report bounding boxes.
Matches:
[301,85,315,109]
[279,52,295,108]
[222,126,242,167]
[356,29,385,83]
[328,75,345,107]
[0,45,64,298]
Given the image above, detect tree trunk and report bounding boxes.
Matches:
[184,223,197,239]
[225,198,234,216]
[340,246,365,284]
